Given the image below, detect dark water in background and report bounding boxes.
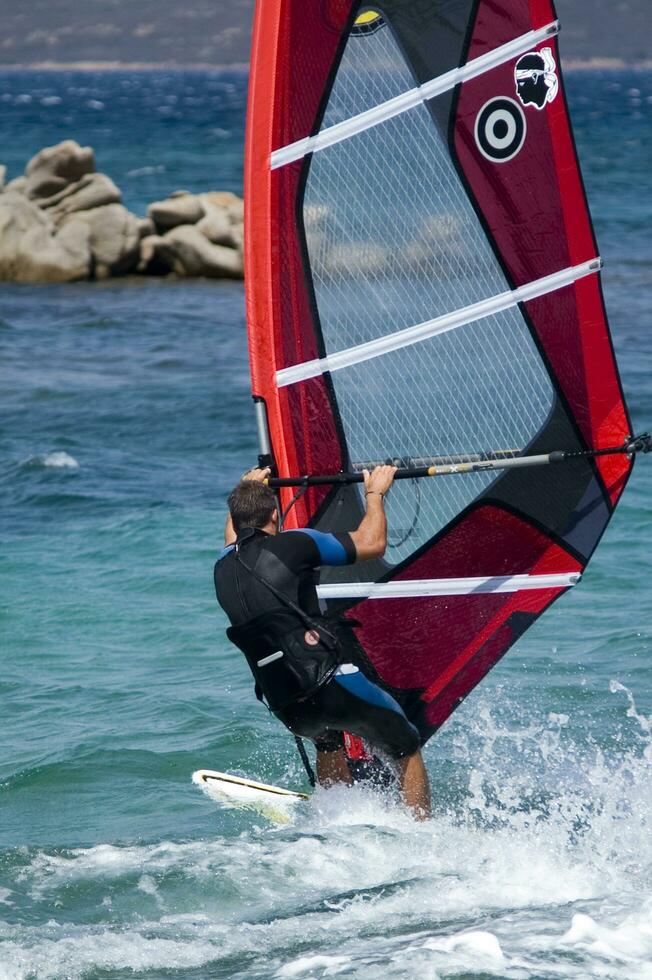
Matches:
[0,70,247,212]
[0,70,651,979]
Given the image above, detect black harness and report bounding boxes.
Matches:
[225,531,343,712]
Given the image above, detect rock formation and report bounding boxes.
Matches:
[62,204,141,279]
[25,140,95,200]
[0,140,244,283]
[0,191,91,283]
[141,188,244,279]
[143,225,244,279]
[147,190,205,231]
[41,173,122,222]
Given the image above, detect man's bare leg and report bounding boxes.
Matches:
[316,748,353,787]
[397,750,431,820]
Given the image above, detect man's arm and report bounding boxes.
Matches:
[224,464,396,559]
[224,466,271,545]
[349,465,397,561]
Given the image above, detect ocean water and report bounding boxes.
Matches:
[1,70,651,980]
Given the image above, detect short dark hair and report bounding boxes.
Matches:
[227,481,277,532]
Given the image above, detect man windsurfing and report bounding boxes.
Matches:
[214,465,431,819]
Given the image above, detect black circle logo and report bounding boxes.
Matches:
[474,97,526,163]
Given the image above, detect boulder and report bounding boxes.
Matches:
[228,223,244,252]
[196,209,231,245]
[53,220,93,278]
[0,191,90,283]
[199,191,243,222]
[147,192,205,231]
[38,180,84,210]
[0,165,6,190]
[25,140,94,200]
[137,234,170,276]
[229,199,244,223]
[136,217,155,239]
[6,175,27,194]
[149,224,243,278]
[197,192,244,250]
[44,173,122,222]
[61,203,141,278]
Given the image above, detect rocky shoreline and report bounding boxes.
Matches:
[0,140,244,283]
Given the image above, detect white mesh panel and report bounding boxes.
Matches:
[303,19,555,565]
[320,19,414,127]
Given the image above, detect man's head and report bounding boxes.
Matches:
[227,480,278,534]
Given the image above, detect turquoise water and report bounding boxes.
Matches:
[1,70,651,979]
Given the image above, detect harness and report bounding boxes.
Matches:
[225,530,343,712]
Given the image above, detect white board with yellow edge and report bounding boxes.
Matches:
[192,769,309,824]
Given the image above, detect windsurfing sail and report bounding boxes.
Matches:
[243,0,636,743]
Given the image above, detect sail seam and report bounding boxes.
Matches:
[271,21,559,169]
[276,259,601,387]
[317,572,580,599]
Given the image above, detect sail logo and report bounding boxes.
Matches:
[474,97,526,163]
[515,47,559,110]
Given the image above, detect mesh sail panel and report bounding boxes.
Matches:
[327,320,554,563]
[320,16,414,126]
[304,18,554,564]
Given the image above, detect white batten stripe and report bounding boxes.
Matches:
[277,259,601,387]
[271,21,559,169]
[317,572,580,600]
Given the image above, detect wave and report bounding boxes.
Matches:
[38,451,79,469]
[125,164,166,177]
[16,451,80,471]
[1,684,650,979]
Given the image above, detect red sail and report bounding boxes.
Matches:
[244,0,634,742]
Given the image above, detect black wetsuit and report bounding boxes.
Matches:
[214,527,420,759]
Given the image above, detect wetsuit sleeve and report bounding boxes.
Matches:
[295,528,356,567]
[216,544,235,562]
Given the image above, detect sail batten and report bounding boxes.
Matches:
[271,20,559,169]
[317,573,580,599]
[276,259,601,387]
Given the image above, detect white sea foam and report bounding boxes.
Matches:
[610,679,652,736]
[0,932,220,980]
[422,930,504,959]
[137,875,161,901]
[561,903,652,963]
[38,451,80,469]
[126,164,166,177]
[276,954,352,977]
[5,684,651,979]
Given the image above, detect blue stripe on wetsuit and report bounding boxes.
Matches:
[295,528,351,566]
[334,668,408,718]
[217,531,351,566]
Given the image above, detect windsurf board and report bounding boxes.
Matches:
[192,769,309,824]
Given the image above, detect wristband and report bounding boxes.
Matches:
[364,490,384,498]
